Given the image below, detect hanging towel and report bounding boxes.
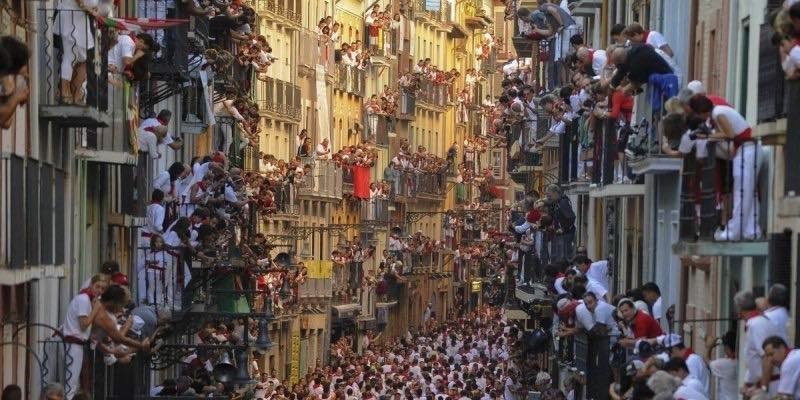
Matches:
[352,165,371,199]
[647,73,679,113]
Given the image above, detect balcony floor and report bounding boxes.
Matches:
[629,155,682,175]
[40,105,111,128]
[588,183,645,198]
[75,148,138,165]
[672,239,769,256]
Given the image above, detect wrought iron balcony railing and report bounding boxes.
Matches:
[297,159,344,199]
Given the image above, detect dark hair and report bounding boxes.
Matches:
[663,357,689,374]
[507,89,518,99]
[157,109,172,121]
[136,33,157,52]
[583,291,598,301]
[1,385,22,400]
[101,260,121,275]
[571,255,591,266]
[0,36,29,73]
[558,86,573,103]
[767,283,790,308]
[661,113,687,142]
[168,162,186,179]
[722,330,737,352]
[151,189,165,202]
[617,298,635,310]
[641,282,661,296]
[569,34,584,46]
[610,23,626,36]
[762,335,788,351]
[790,1,800,19]
[0,44,10,74]
[100,284,128,306]
[688,94,714,113]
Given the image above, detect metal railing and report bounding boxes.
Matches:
[417,82,447,108]
[298,278,333,298]
[360,198,390,222]
[365,113,390,146]
[297,160,344,198]
[785,80,800,196]
[298,29,324,68]
[678,138,763,242]
[399,91,416,116]
[335,64,366,96]
[332,262,362,304]
[257,78,300,119]
[367,25,398,58]
[414,0,443,22]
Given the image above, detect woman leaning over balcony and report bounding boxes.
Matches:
[688,94,762,241]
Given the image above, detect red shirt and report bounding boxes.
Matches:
[630,310,663,339]
[707,95,730,107]
[609,90,634,123]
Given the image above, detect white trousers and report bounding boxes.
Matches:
[726,142,761,240]
[65,342,84,400]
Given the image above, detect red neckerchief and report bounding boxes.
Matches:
[79,287,96,302]
[587,49,595,62]
[151,200,161,205]
[643,31,651,43]
[681,347,694,360]
[157,117,168,126]
[555,272,565,279]
[743,310,762,331]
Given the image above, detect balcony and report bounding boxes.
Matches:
[72,83,136,165]
[511,18,536,59]
[257,77,301,122]
[254,0,301,28]
[298,277,333,300]
[398,91,416,119]
[297,160,344,201]
[480,48,497,76]
[784,80,800,202]
[36,9,111,128]
[582,118,645,198]
[332,261,363,307]
[443,1,468,39]
[365,114,390,146]
[402,251,442,274]
[360,198,390,223]
[462,0,492,29]
[672,139,769,256]
[367,26,399,63]
[393,172,445,201]
[413,0,446,26]
[417,81,448,111]
[298,29,328,73]
[335,64,366,97]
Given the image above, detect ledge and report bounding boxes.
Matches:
[75,148,138,165]
[588,183,645,198]
[108,213,146,227]
[754,118,787,146]
[0,264,66,284]
[40,105,110,128]
[672,240,769,257]
[628,155,682,175]
[563,180,591,195]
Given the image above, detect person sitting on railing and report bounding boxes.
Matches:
[688,94,762,241]
[107,31,156,86]
[0,36,30,129]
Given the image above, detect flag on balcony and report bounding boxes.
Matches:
[95,16,188,32]
[352,165,371,199]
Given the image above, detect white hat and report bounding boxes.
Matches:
[660,333,683,347]
[686,80,705,95]
[556,298,570,311]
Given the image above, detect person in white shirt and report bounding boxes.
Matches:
[735,290,782,394]
[664,357,710,400]
[566,291,619,344]
[641,282,664,326]
[707,330,739,400]
[141,189,166,248]
[141,110,183,168]
[576,47,607,78]
[763,335,800,400]
[63,275,108,399]
[316,138,332,160]
[659,334,710,394]
[623,23,673,57]
[574,256,609,293]
[762,283,791,341]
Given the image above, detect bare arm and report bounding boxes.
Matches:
[94,309,149,350]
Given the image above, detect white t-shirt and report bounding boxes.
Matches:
[591,49,607,78]
[709,358,738,400]
[744,315,781,384]
[782,45,800,76]
[585,279,608,302]
[316,143,331,159]
[651,296,663,322]
[777,349,800,399]
[645,31,669,50]
[712,105,750,137]
[673,381,709,400]
[554,276,568,295]
[763,306,790,341]
[586,260,609,291]
[108,34,135,70]
[63,293,93,340]
[138,130,159,159]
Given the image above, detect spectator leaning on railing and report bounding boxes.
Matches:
[0,36,30,129]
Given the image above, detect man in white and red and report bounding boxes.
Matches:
[573,255,609,301]
[762,336,800,400]
[622,22,673,57]
[139,109,182,160]
[63,275,108,399]
[139,189,166,250]
[576,47,607,79]
[735,290,782,396]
